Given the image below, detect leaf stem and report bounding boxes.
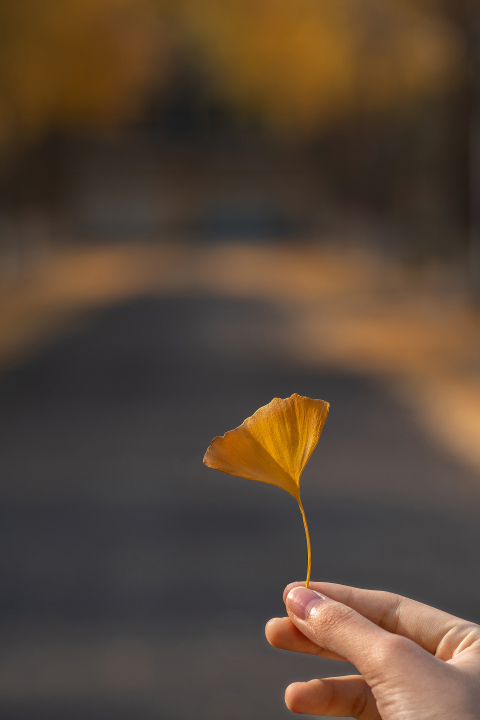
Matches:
[297,497,311,588]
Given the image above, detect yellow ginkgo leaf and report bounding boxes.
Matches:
[203,393,329,587]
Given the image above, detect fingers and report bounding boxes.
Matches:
[284,581,460,657]
[285,586,440,684]
[266,617,346,661]
[285,675,380,719]
[286,586,389,678]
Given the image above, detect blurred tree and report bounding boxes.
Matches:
[0,0,167,145]
[0,0,475,273]
[400,0,480,282]
[171,0,461,133]
[0,0,463,144]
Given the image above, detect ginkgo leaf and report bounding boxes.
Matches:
[203,393,329,587]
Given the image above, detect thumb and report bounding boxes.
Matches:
[286,586,435,685]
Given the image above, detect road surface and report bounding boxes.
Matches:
[1,293,480,719]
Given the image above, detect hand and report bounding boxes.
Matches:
[265,581,480,719]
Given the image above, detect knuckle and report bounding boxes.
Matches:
[376,633,412,661]
[315,602,357,637]
[377,593,403,633]
[350,685,369,718]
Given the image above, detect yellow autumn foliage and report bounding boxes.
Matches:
[175,0,460,131]
[0,0,462,144]
[0,0,168,143]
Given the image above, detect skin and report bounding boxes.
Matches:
[265,581,480,719]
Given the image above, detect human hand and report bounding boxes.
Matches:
[266,581,480,718]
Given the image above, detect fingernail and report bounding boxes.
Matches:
[287,587,325,620]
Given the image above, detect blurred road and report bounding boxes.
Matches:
[1,292,480,719]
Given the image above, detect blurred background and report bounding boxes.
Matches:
[2,1,480,718]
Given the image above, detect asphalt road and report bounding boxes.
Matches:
[1,293,480,719]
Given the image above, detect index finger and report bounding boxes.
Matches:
[284,581,462,657]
